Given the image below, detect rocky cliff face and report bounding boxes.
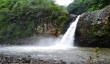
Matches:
[36,14,77,37]
[75,5,110,47]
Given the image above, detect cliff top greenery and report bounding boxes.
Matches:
[0,0,68,44]
[67,0,110,15]
[0,0,110,44]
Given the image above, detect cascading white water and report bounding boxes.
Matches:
[54,15,80,48]
[24,15,80,49]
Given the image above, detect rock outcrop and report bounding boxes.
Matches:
[36,14,77,37]
[75,5,110,47]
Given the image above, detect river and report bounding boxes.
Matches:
[0,46,110,64]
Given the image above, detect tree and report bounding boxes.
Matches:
[67,0,110,15]
[0,0,69,44]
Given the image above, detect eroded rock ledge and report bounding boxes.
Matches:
[75,4,110,47]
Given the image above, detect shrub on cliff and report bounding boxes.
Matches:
[67,0,110,15]
[0,0,69,44]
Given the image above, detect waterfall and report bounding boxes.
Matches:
[33,15,80,49]
[54,15,80,48]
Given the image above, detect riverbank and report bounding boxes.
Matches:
[0,54,87,64]
[0,54,65,64]
[0,46,110,64]
[0,54,110,64]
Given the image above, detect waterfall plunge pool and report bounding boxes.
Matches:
[0,46,110,64]
[0,16,110,63]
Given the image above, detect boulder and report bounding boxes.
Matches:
[75,5,110,47]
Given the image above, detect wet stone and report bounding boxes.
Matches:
[0,54,88,64]
[10,63,19,64]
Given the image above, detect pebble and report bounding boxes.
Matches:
[0,54,95,64]
[0,54,70,64]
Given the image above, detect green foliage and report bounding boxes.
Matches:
[67,0,110,14]
[54,16,68,28]
[103,19,110,36]
[58,16,68,27]
[94,47,99,58]
[92,25,101,36]
[87,47,99,64]
[0,0,69,44]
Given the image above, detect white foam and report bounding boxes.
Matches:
[52,15,80,49]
